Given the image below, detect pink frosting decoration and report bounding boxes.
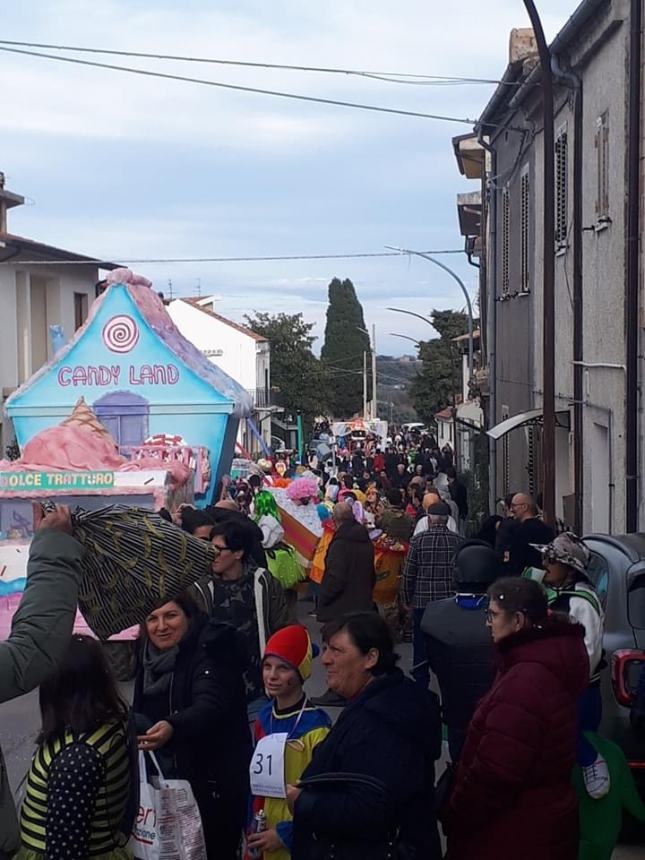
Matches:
[105,267,153,288]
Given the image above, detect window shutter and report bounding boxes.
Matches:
[501,187,510,294]
[520,169,530,292]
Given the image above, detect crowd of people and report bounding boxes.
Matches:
[1,427,645,859]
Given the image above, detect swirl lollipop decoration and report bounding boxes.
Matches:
[102,315,140,353]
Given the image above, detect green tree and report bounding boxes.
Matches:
[410,309,469,423]
[321,277,371,417]
[244,311,328,421]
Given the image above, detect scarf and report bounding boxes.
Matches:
[142,639,179,697]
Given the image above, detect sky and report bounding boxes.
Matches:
[1,0,572,355]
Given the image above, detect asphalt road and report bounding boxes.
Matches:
[1,596,643,858]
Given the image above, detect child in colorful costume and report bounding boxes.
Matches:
[254,490,304,622]
[247,626,331,859]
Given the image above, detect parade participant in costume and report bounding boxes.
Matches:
[309,504,335,609]
[254,491,305,623]
[533,532,608,800]
[247,626,331,860]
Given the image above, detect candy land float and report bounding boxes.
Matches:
[0,268,250,669]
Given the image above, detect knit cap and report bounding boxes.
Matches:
[263,625,315,682]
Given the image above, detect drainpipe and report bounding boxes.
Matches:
[551,54,583,534]
[523,0,556,528]
[626,0,642,532]
[477,130,497,514]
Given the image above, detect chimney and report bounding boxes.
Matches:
[0,173,25,233]
[509,28,538,63]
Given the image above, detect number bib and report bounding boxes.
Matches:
[249,732,288,798]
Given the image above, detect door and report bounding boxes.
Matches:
[93,391,150,450]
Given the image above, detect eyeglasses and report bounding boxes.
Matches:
[212,544,231,553]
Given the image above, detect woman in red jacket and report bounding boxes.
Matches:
[445,577,589,860]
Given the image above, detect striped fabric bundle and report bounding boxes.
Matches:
[73,506,216,638]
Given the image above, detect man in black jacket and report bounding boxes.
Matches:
[317,504,375,624]
[421,540,498,762]
[503,493,554,575]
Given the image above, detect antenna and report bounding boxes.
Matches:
[167,278,173,300]
[196,277,202,297]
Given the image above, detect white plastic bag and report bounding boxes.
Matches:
[130,750,207,860]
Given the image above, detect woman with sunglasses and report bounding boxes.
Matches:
[444,577,588,860]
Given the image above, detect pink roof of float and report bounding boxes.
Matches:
[7,268,252,417]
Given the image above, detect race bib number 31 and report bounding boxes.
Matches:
[250,732,288,798]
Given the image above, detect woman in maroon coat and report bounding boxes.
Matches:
[445,577,589,860]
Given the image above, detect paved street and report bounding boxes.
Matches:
[2,596,643,858]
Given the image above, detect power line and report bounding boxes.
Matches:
[2,249,464,266]
[0,46,503,126]
[0,39,532,87]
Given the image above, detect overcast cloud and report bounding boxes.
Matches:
[1,0,570,354]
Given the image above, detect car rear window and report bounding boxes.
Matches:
[585,553,609,609]
[628,574,645,629]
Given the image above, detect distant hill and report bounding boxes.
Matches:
[376,354,422,424]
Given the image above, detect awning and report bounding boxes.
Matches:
[487,408,570,441]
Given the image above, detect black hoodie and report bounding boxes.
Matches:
[292,669,442,859]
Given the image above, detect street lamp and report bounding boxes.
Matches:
[389,332,421,347]
[386,245,474,382]
[356,325,377,420]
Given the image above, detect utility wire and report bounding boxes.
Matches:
[0,45,518,128]
[2,249,464,266]
[0,39,533,87]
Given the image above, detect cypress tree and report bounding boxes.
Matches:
[321,277,371,418]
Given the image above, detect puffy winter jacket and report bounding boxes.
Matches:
[421,595,496,732]
[446,617,589,860]
[292,669,442,859]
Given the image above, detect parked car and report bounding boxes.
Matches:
[582,533,645,809]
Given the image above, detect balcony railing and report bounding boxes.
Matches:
[246,388,273,408]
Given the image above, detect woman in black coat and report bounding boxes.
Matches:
[289,612,442,860]
[133,592,251,860]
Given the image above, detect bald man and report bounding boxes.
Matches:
[502,492,555,576]
[413,491,459,537]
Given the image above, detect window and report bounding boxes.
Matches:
[501,187,510,295]
[586,553,609,609]
[555,126,568,248]
[595,112,609,220]
[628,575,645,630]
[520,168,530,292]
[74,292,88,330]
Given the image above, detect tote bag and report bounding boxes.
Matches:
[130,751,206,860]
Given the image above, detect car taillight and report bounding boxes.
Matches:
[612,649,645,707]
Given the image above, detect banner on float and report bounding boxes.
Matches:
[0,470,115,492]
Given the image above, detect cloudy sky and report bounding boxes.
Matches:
[1,0,570,355]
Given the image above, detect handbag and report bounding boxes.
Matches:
[297,772,415,859]
[129,750,207,860]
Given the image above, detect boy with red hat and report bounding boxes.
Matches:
[246,625,331,859]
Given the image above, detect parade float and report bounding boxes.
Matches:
[0,268,250,673]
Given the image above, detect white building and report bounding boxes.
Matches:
[0,176,111,449]
[167,297,272,455]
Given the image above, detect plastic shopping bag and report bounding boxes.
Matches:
[130,751,207,860]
